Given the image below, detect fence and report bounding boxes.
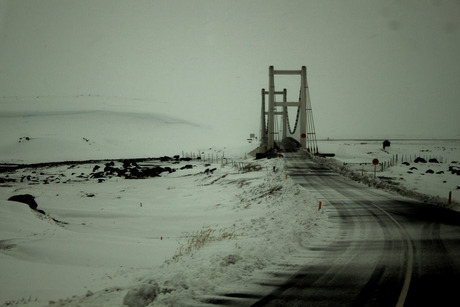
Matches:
[181,151,235,164]
[180,151,270,173]
[344,153,447,173]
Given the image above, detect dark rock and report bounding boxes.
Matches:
[180,157,192,162]
[125,166,164,179]
[204,168,217,175]
[173,155,180,161]
[383,140,391,150]
[104,166,125,176]
[410,167,418,170]
[402,162,410,166]
[180,165,193,170]
[429,158,439,163]
[92,165,100,172]
[123,160,140,169]
[7,195,66,222]
[436,171,445,174]
[160,156,172,162]
[8,194,38,209]
[426,169,434,174]
[126,167,141,178]
[414,157,427,163]
[90,171,105,179]
[0,177,16,183]
[143,167,163,177]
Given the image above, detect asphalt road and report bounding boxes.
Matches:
[254,152,460,306]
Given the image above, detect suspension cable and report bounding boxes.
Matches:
[285,89,301,135]
[306,84,318,154]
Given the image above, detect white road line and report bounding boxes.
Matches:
[372,203,414,307]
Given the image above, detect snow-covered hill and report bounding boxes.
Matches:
[0,96,252,163]
[0,110,216,163]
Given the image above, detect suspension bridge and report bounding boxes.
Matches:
[258,66,319,156]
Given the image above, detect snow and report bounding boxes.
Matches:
[316,139,460,211]
[0,154,327,306]
[1,104,459,305]
[0,97,238,163]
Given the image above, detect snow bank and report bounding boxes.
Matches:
[0,156,327,306]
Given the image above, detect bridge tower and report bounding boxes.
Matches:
[260,65,318,154]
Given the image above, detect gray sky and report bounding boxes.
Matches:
[1,0,459,141]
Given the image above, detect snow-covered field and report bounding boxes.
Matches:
[2,103,460,306]
[316,139,460,211]
[0,152,327,306]
[0,105,327,306]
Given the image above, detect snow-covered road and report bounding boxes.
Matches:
[254,152,460,306]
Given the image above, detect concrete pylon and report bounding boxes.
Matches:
[261,65,308,152]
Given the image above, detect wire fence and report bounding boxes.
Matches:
[344,153,448,173]
[180,151,263,172]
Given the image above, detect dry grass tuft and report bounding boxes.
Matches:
[171,229,236,261]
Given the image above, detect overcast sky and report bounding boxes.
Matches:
[1,0,459,140]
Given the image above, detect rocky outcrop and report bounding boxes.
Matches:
[8,194,38,210]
